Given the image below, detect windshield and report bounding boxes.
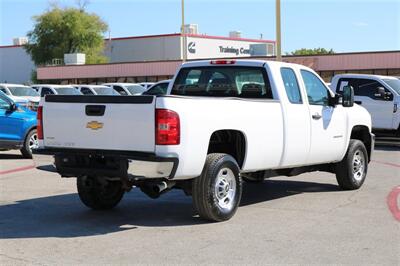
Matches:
[54,87,81,95]
[8,86,39,97]
[383,79,400,95]
[126,85,147,95]
[93,87,119,95]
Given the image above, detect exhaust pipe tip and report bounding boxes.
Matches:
[140,181,174,199]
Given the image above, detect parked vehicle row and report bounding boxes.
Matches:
[0,81,170,156]
[33,59,374,222]
[102,83,147,95]
[77,85,119,96]
[0,83,40,111]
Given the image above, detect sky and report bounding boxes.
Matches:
[0,0,399,53]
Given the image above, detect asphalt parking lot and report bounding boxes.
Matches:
[0,139,399,265]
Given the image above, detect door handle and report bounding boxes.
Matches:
[312,113,322,120]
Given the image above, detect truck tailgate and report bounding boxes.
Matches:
[42,95,155,152]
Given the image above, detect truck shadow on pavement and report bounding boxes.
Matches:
[0,180,340,239]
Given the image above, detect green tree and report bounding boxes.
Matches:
[24,5,108,65]
[289,48,335,56]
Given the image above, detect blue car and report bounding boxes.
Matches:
[0,91,38,158]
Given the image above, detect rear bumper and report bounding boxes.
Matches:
[32,148,178,179]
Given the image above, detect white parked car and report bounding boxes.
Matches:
[143,80,171,95]
[77,85,119,95]
[34,60,374,222]
[102,83,147,95]
[34,85,82,97]
[331,74,400,136]
[0,83,40,110]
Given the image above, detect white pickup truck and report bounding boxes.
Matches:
[33,60,374,222]
[331,74,400,136]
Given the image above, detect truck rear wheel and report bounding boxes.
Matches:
[77,176,124,210]
[192,153,242,222]
[335,140,368,190]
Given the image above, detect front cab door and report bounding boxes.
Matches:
[300,70,347,164]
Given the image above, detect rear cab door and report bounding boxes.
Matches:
[272,63,310,167]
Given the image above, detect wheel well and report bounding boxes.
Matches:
[23,126,37,141]
[351,125,372,161]
[207,130,246,169]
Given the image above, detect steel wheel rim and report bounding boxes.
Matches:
[29,133,39,150]
[352,149,365,181]
[214,167,236,211]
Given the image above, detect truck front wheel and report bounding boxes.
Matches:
[192,153,242,222]
[77,176,125,210]
[335,140,368,190]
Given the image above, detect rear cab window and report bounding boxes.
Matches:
[171,66,273,99]
[281,68,302,104]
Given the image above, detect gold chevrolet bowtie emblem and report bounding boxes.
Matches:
[86,121,103,130]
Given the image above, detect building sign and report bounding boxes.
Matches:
[218,46,250,55]
[186,36,273,60]
[188,42,196,54]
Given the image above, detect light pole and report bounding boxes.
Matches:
[276,0,282,61]
[181,0,187,62]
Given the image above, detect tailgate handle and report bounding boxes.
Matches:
[86,105,106,116]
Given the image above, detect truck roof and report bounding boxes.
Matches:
[0,83,31,87]
[180,59,315,72]
[331,73,398,80]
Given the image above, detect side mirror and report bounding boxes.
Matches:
[328,93,341,107]
[342,85,354,107]
[374,87,392,101]
[374,87,386,98]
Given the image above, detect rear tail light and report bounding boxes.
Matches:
[156,109,180,145]
[210,60,236,65]
[37,106,43,140]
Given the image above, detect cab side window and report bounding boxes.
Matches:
[0,95,10,109]
[338,78,392,101]
[281,68,302,104]
[41,87,54,97]
[301,70,329,106]
[113,86,128,95]
[80,87,93,95]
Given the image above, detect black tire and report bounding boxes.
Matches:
[77,176,125,210]
[335,139,368,190]
[192,153,242,222]
[20,129,37,159]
